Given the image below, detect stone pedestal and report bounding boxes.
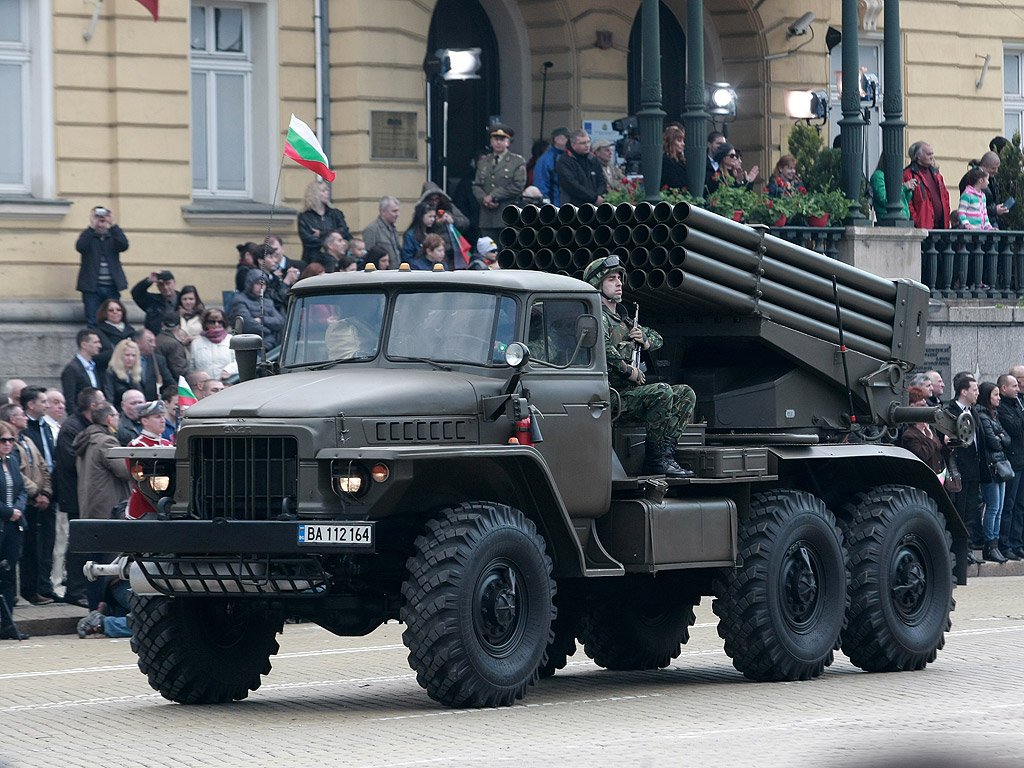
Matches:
[836,226,928,281]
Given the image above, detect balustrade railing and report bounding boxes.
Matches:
[920,230,1024,299]
[772,227,844,261]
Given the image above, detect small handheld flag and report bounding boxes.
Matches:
[284,114,335,182]
[177,376,198,409]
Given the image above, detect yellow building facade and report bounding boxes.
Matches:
[2,0,1023,314]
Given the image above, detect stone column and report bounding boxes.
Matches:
[878,0,910,227]
[839,0,868,223]
[637,0,666,203]
[683,0,708,201]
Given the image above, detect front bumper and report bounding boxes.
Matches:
[70,519,376,555]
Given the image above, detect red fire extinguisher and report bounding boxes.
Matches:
[514,417,534,447]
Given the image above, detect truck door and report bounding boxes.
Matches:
[525,296,612,516]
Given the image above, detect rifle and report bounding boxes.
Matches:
[631,302,647,378]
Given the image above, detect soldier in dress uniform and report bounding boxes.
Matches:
[472,124,526,241]
[583,255,696,478]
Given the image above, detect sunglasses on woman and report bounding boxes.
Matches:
[0,436,16,444]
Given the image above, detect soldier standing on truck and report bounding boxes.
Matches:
[583,255,696,478]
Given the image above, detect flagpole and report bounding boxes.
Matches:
[255,149,288,364]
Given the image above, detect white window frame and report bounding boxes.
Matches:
[190,2,254,199]
[1004,46,1024,141]
[0,0,54,199]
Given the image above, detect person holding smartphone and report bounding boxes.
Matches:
[75,205,130,330]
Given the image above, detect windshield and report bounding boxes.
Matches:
[282,292,386,367]
[388,292,517,365]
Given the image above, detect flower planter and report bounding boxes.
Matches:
[807,213,830,227]
[773,216,787,227]
[732,210,743,222]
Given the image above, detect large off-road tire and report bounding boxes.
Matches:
[577,577,697,671]
[713,490,848,682]
[401,502,555,707]
[839,484,955,672]
[127,593,281,704]
[538,586,580,679]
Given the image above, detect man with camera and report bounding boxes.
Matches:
[75,205,129,329]
[131,269,181,335]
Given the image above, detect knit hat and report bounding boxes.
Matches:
[712,143,736,164]
[476,236,498,256]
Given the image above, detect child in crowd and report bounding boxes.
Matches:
[958,168,995,230]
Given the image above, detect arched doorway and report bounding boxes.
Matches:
[427,0,500,191]
[627,3,687,124]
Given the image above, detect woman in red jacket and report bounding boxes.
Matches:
[903,141,950,229]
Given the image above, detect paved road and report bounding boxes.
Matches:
[3,577,1023,768]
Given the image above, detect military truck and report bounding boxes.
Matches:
[73,200,971,709]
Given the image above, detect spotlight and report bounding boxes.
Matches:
[784,89,829,122]
[437,48,482,81]
[705,83,737,117]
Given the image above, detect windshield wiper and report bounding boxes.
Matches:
[389,356,452,371]
[307,355,374,371]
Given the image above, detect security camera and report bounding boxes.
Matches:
[786,12,815,40]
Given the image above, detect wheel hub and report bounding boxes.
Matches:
[891,534,928,621]
[781,542,820,629]
[474,561,524,656]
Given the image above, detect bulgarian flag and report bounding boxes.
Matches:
[177,376,198,409]
[284,114,336,182]
[135,0,159,20]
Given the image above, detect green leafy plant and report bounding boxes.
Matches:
[997,133,1024,231]
[704,183,754,220]
[788,123,824,185]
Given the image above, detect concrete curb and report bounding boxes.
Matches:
[7,602,90,639]
[6,559,1021,640]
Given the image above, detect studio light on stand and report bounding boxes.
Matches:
[784,89,829,130]
[705,82,737,136]
[426,47,482,190]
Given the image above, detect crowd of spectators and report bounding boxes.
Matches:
[899,367,1024,565]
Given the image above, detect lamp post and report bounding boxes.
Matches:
[637,0,666,203]
[839,0,867,223]
[878,0,909,227]
[683,0,709,201]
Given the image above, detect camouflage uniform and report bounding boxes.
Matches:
[604,305,695,441]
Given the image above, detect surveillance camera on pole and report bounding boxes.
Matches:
[786,12,815,40]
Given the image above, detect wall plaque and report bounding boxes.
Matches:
[371,111,418,161]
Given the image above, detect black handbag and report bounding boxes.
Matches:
[990,458,1015,482]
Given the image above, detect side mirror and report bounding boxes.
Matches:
[230,334,265,382]
[575,314,599,349]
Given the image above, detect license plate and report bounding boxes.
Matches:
[298,523,373,546]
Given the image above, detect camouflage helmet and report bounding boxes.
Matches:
[582,255,625,288]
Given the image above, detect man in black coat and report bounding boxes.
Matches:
[134,329,174,401]
[997,373,1024,559]
[61,329,102,414]
[131,270,181,335]
[54,387,106,607]
[947,373,982,563]
[958,152,1009,229]
[556,130,607,206]
[75,206,129,328]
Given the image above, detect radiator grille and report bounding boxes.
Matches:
[191,436,298,520]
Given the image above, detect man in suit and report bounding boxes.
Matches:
[61,329,102,414]
[17,387,57,602]
[947,372,982,564]
[134,328,173,401]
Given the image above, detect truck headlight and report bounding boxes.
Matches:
[130,462,173,496]
[333,464,368,496]
[148,476,171,492]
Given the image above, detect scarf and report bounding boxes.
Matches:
[202,328,227,344]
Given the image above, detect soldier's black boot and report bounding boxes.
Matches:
[661,437,693,478]
[641,436,672,476]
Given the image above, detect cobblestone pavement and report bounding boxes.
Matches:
[2,577,1023,768]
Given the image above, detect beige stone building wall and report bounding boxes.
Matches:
[2,0,1024,320]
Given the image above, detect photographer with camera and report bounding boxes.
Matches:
[0,419,29,640]
[75,205,129,330]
